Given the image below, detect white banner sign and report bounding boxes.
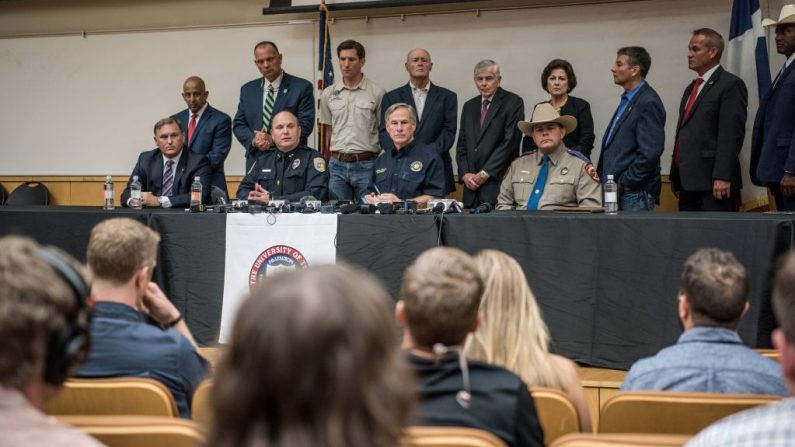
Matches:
[219,213,338,343]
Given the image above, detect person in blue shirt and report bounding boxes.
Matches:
[622,248,786,396]
[363,103,445,205]
[78,218,209,418]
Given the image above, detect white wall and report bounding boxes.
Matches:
[0,0,786,176]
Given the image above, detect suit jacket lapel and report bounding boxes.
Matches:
[151,153,165,196]
[190,106,212,148]
[477,88,503,144]
[173,150,189,191]
[271,73,291,117]
[682,67,721,127]
[605,84,646,147]
[419,85,439,133]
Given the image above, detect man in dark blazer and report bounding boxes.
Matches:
[670,29,747,211]
[122,118,211,208]
[456,60,524,208]
[233,41,315,172]
[379,48,457,194]
[171,76,232,197]
[597,46,666,211]
[751,10,795,211]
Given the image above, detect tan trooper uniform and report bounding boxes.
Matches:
[496,145,602,210]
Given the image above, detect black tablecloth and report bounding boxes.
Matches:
[1,206,792,369]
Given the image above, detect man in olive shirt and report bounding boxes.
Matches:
[497,103,602,210]
[319,39,385,201]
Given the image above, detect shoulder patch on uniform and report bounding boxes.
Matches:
[584,163,600,183]
[567,149,592,164]
[410,161,423,172]
[313,157,326,172]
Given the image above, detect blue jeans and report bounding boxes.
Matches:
[329,158,374,201]
[621,190,655,211]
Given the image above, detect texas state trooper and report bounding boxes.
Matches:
[236,111,329,201]
[496,103,602,210]
[363,103,445,205]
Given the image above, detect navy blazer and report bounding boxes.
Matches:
[379,83,458,193]
[597,82,666,200]
[456,87,524,207]
[751,62,795,185]
[233,72,315,172]
[171,104,232,194]
[670,67,747,192]
[121,148,211,208]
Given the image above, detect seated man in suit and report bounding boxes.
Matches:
[363,103,445,206]
[121,117,211,208]
[0,236,103,447]
[622,247,786,395]
[236,111,329,202]
[497,103,602,210]
[233,41,315,173]
[397,247,544,447]
[379,48,457,195]
[171,76,232,197]
[78,218,209,418]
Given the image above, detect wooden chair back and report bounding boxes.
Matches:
[598,391,780,434]
[531,386,581,444]
[402,426,507,447]
[57,415,204,447]
[191,380,213,430]
[44,377,178,417]
[550,433,691,447]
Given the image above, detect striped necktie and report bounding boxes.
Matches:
[162,159,175,197]
[262,85,275,131]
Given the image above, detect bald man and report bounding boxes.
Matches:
[380,49,457,194]
[172,76,232,196]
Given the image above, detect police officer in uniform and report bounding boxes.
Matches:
[497,103,602,210]
[236,111,329,202]
[364,103,445,205]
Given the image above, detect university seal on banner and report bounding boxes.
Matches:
[248,245,308,289]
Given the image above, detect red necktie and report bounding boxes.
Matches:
[480,99,490,128]
[188,114,197,144]
[673,78,704,166]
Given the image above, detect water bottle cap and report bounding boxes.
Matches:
[106,175,112,180]
[133,175,139,181]
[194,176,200,181]
[607,174,614,180]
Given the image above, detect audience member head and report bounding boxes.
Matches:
[541,59,578,95]
[773,251,795,392]
[152,117,185,159]
[384,103,417,150]
[688,28,723,75]
[0,236,91,407]
[181,76,209,115]
[613,46,651,89]
[269,111,302,152]
[678,248,749,330]
[473,59,501,99]
[398,247,483,350]
[210,264,413,447]
[464,250,564,389]
[254,41,283,82]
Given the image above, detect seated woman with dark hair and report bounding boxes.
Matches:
[464,249,593,432]
[208,264,414,447]
[522,59,595,158]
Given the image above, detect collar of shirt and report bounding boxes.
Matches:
[93,301,147,323]
[390,139,417,157]
[409,80,431,93]
[276,147,299,160]
[481,93,495,105]
[191,102,209,123]
[162,149,182,169]
[622,80,646,103]
[677,326,743,345]
[536,144,567,166]
[335,74,368,92]
[263,71,284,92]
[785,53,795,69]
[699,64,720,84]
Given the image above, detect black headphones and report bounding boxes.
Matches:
[37,248,92,386]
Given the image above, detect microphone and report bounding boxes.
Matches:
[470,202,493,214]
[299,195,321,213]
[339,203,358,214]
[431,202,446,214]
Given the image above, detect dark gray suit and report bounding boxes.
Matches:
[670,66,747,211]
[456,87,524,208]
[121,148,211,208]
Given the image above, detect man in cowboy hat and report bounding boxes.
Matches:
[751,4,795,211]
[496,103,602,210]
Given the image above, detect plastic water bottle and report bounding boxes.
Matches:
[130,175,142,209]
[604,174,618,215]
[103,175,115,210]
[190,176,202,212]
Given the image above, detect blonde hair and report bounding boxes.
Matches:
[464,249,567,391]
[87,218,159,284]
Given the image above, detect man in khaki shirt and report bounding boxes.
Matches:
[319,39,385,201]
[497,103,602,210]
